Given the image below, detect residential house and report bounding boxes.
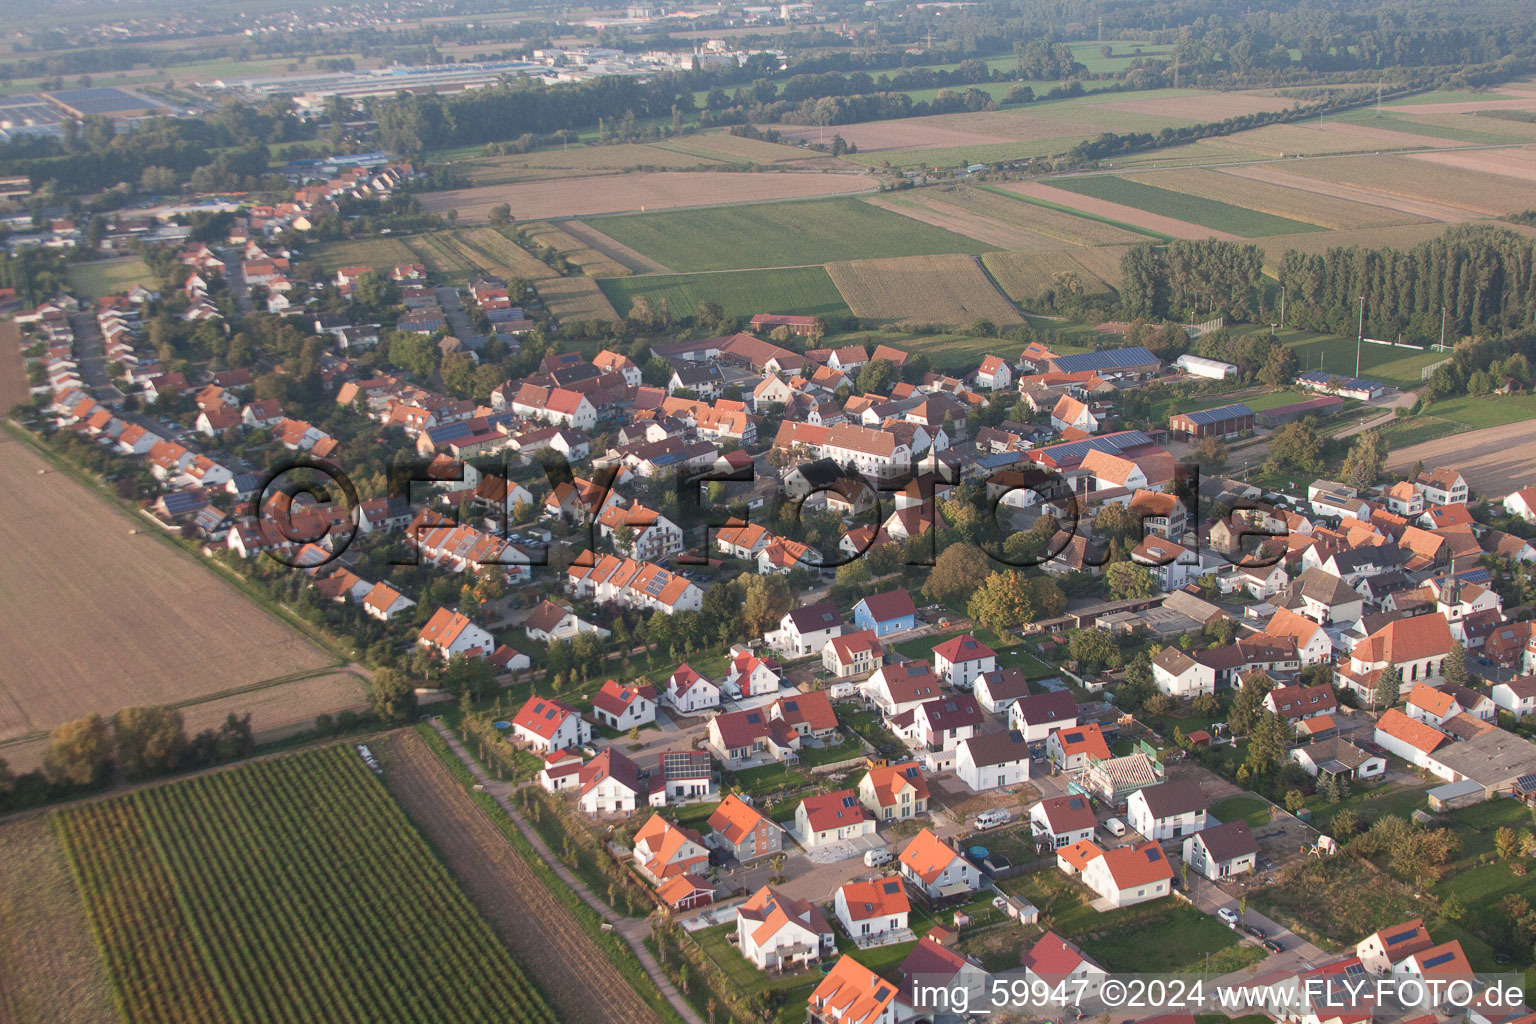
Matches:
[1503,485,1536,523]
[1356,919,1436,976]
[736,886,834,972]
[724,649,783,699]
[1265,607,1335,665]
[1290,737,1386,782]
[1491,675,1536,719]
[708,707,801,768]
[767,602,844,656]
[1416,468,1468,507]
[834,877,910,945]
[589,680,658,731]
[796,790,875,847]
[1063,840,1175,909]
[824,630,885,678]
[708,795,783,863]
[1264,683,1338,726]
[897,695,984,753]
[1030,794,1097,850]
[770,692,840,742]
[578,748,647,814]
[897,828,981,900]
[851,590,918,638]
[1009,690,1079,743]
[973,668,1031,715]
[1181,820,1258,881]
[857,761,930,821]
[1374,708,1449,768]
[417,607,495,660]
[1046,722,1111,772]
[955,730,1031,791]
[632,814,709,882]
[1125,780,1208,840]
[862,663,945,720]
[807,955,899,1024]
[362,582,415,621]
[932,634,997,689]
[1021,932,1107,996]
[539,749,586,793]
[509,693,591,753]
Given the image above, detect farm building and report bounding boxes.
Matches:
[1174,354,1237,380]
[1257,395,1345,428]
[750,313,818,338]
[1294,371,1390,401]
[1168,403,1254,441]
[1041,346,1160,381]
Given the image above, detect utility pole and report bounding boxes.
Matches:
[1440,306,1447,351]
[1280,286,1285,330]
[1356,295,1365,378]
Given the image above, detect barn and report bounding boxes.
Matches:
[1168,403,1255,441]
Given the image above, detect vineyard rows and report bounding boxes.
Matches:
[55,745,558,1024]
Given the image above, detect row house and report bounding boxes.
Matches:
[565,553,703,615]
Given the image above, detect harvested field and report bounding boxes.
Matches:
[523,221,631,278]
[655,133,819,163]
[562,220,673,274]
[1385,93,1536,115]
[401,232,479,277]
[0,817,116,1024]
[537,275,621,323]
[589,195,989,272]
[0,320,27,414]
[872,185,1143,249]
[1250,223,1481,269]
[179,671,367,741]
[827,254,1024,326]
[420,169,879,222]
[982,247,1129,302]
[775,118,1016,152]
[460,135,815,185]
[0,429,337,767]
[1122,167,1423,230]
[599,266,850,320]
[1384,419,1536,496]
[1216,164,1478,222]
[1096,91,1296,119]
[995,181,1237,239]
[1406,145,1536,183]
[377,730,661,1024]
[305,235,421,273]
[1278,154,1536,216]
[1408,111,1536,143]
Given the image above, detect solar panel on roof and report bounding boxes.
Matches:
[783,700,798,711]
[1386,929,1420,945]
[1050,346,1159,374]
[1145,848,1162,861]
[1422,952,1456,969]
[746,712,762,723]
[841,795,858,807]
[1183,403,1255,425]
[883,880,899,893]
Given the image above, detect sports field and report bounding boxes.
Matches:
[64,258,156,298]
[597,266,850,319]
[1280,331,1449,389]
[588,195,993,272]
[1047,175,1322,237]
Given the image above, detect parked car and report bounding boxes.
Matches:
[1104,817,1128,837]
[1218,907,1239,927]
[863,848,893,868]
[974,808,1012,831]
[1243,924,1268,940]
[1262,938,1284,953]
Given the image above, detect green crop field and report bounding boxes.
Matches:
[55,745,557,1024]
[1049,176,1324,237]
[587,196,993,272]
[1278,330,1449,389]
[598,266,851,319]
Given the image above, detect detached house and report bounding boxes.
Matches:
[824,630,885,678]
[1491,675,1536,719]
[767,602,845,656]
[509,694,591,754]
[808,955,899,1024]
[664,664,721,714]
[1046,722,1111,772]
[590,680,658,731]
[1356,919,1436,975]
[852,590,918,638]
[578,748,647,814]
[796,790,875,847]
[834,877,910,946]
[1021,932,1107,995]
[897,828,981,900]
[955,730,1031,791]
[1061,840,1175,909]
[736,886,834,972]
[1125,780,1209,841]
[857,761,930,821]
[1264,683,1338,727]
[633,814,709,882]
[973,668,1031,714]
[932,634,997,689]
[417,607,495,660]
[1030,794,1098,850]
[709,795,783,863]
[1009,690,1079,742]
[1182,820,1258,881]
[897,694,984,753]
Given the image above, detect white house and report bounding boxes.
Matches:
[1008,691,1078,743]
[1125,780,1208,841]
[931,634,996,689]
[417,607,495,660]
[1066,840,1175,909]
[1491,675,1536,719]
[589,679,657,731]
[1505,485,1536,523]
[665,663,721,714]
[1021,932,1107,996]
[896,828,981,900]
[809,957,899,1024]
[735,886,834,971]
[766,602,844,656]
[955,731,1031,791]
[973,668,1031,714]
[796,790,875,847]
[577,748,647,814]
[1030,795,1097,850]
[511,695,592,754]
[1181,820,1258,881]
[834,877,910,946]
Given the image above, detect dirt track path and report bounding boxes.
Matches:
[995,181,1241,240]
[1383,419,1536,496]
[377,731,665,1024]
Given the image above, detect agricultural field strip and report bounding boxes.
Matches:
[994,181,1239,240]
[56,746,556,1024]
[869,187,1144,250]
[1216,164,1480,222]
[1275,154,1536,215]
[378,732,662,1024]
[1119,166,1427,230]
[562,219,675,274]
[524,221,631,279]
[1045,174,1322,236]
[596,266,850,320]
[825,253,1025,326]
[981,247,1128,300]
[537,275,622,323]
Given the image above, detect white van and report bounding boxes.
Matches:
[1104,817,1128,837]
[975,808,1012,830]
[864,848,893,868]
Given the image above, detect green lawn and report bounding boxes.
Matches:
[1078,905,1266,974]
[1301,778,1433,833]
[65,258,156,298]
[799,733,866,767]
[1212,795,1273,828]
[827,327,1088,373]
[1332,108,1528,146]
[1279,329,1450,390]
[1375,415,1461,448]
[1145,387,1315,425]
[691,923,819,1024]
[1421,392,1536,431]
[597,266,851,319]
[1048,175,1322,237]
[588,196,993,272]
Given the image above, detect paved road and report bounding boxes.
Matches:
[222,247,254,314]
[67,311,124,405]
[436,285,487,350]
[428,720,705,1024]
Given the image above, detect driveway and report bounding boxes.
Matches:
[1184,869,1326,979]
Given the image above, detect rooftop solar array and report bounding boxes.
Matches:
[1180,403,1254,425]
